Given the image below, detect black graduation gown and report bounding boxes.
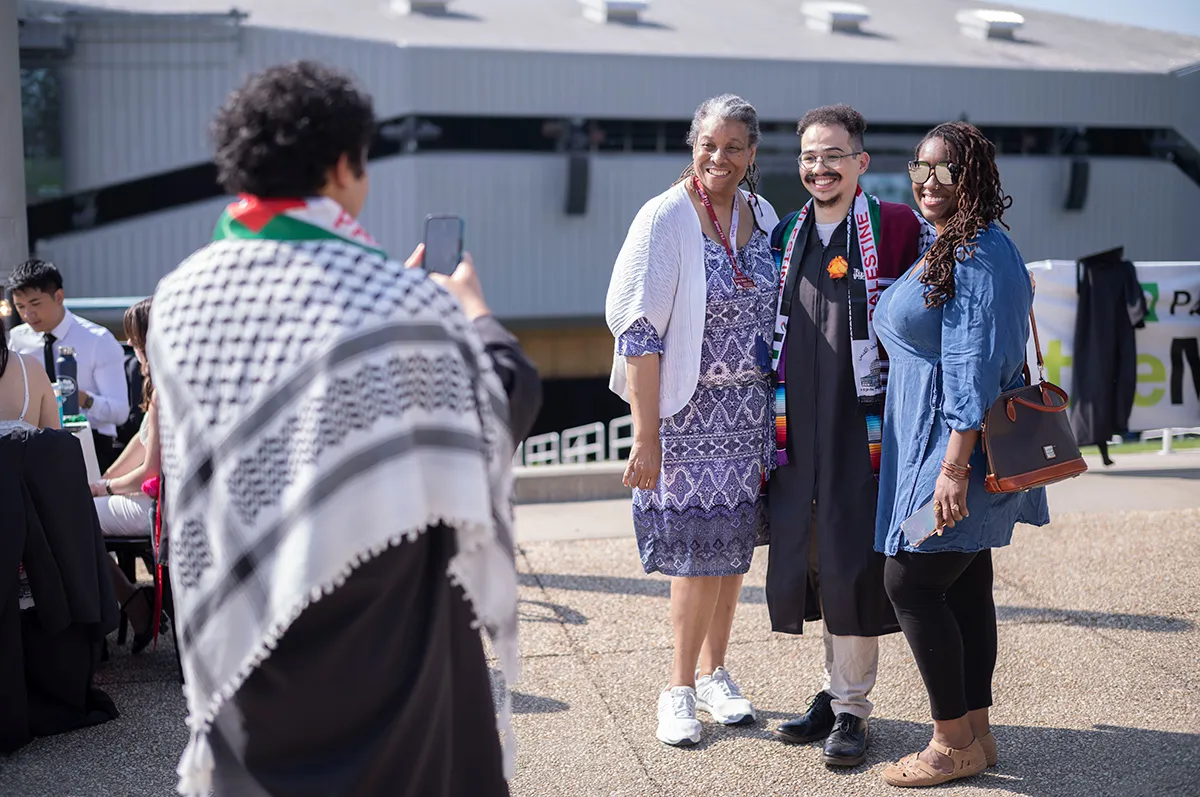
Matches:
[765,222,900,638]
[1069,247,1148,447]
[207,315,541,797]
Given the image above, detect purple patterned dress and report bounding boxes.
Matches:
[618,231,777,577]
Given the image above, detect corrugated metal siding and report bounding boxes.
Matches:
[59,23,417,193]
[999,156,1200,263]
[403,49,1176,130]
[54,16,1186,194]
[1174,68,1200,151]
[34,153,1200,319]
[37,196,229,297]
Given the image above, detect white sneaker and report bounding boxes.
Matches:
[656,686,702,746]
[696,667,757,725]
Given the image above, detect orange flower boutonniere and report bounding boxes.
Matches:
[827,256,849,280]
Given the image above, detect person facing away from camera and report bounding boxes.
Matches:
[148,60,540,797]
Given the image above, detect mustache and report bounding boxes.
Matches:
[804,172,841,184]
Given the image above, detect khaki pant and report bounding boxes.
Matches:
[809,507,879,720]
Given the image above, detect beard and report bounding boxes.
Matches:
[805,173,844,209]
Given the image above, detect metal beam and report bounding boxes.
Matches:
[0,0,28,279]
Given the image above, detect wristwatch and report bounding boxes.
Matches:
[104,481,114,496]
[82,392,95,410]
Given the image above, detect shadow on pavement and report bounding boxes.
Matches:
[518,574,1192,636]
[667,718,1200,796]
[518,597,588,626]
[511,691,571,715]
[517,572,767,604]
[1088,467,1200,479]
[996,605,1192,632]
[861,719,1200,797]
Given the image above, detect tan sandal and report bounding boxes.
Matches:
[882,738,987,788]
[979,731,998,767]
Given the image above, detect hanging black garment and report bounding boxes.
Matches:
[1069,247,1148,447]
[0,428,120,754]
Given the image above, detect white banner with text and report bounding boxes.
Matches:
[1025,260,1200,432]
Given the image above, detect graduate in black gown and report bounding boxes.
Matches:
[766,106,930,767]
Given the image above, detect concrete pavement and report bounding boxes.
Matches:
[1,451,1197,796]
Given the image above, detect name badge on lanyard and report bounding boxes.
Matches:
[692,176,755,290]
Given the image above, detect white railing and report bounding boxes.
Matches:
[514,415,633,467]
[1139,427,1200,455]
[608,414,634,462]
[523,432,561,466]
[561,422,607,464]
[515,414,1197,467]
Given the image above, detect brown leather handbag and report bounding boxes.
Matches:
[981,309,1088,493]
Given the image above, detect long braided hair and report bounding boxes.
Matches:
[676,94,766,234]
[918,121,1012,308]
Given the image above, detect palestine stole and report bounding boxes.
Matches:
[770,187,887,474]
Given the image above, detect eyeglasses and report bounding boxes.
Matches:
[908,160,962,186]
[797,151,862,170]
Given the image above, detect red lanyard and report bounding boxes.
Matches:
[692,176,755,290]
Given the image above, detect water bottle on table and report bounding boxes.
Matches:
[56,346,79,416]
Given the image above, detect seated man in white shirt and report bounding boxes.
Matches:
[7,259,131,471]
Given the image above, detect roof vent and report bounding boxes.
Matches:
[390,0,451,14]
[801,2,870,34]
[956,9,1025,40]
[579,0,649,24]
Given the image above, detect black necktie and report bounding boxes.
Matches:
[43,333,57,381]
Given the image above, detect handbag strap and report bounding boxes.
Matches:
[1029,310,1044,371]
[1028,271,1047,383]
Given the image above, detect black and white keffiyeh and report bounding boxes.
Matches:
[148,235,520,795]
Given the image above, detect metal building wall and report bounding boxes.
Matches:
[998,156,1200,262]
[51,15,1189,194]
[39,195,228,296]
[57,20,416,193]
[36,153,1200,317]
[403,47,1180,133]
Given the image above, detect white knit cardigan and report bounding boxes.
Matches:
[605,180,780,418]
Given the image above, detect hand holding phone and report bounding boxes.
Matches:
[900,499,943,548]
[403,250,490,324]
[423,214,464,276]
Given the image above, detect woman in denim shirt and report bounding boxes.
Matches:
[872,122,1049,788]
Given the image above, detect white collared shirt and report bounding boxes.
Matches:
[8,310,130,437]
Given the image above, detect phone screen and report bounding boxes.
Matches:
[423,215,463,276]
[900,499,941,548]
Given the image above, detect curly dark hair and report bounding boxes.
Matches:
[123,297,154,411]
[211,61,376,197]
[917,122,1012,308]
[797,104,866,151]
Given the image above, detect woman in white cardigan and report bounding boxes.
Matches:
[605,94,780,747]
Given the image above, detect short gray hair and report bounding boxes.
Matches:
[685,94,761,148]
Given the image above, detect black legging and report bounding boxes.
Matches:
[884,549,997,721]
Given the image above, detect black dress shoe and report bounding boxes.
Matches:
[774,691,835,744]
[823,712,868,766]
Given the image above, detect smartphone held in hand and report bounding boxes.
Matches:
[900,499,942,548]
[423,214,464,276]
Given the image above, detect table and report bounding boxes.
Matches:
[65,421,102,483]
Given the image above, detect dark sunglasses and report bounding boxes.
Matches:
[908,160,962,186]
